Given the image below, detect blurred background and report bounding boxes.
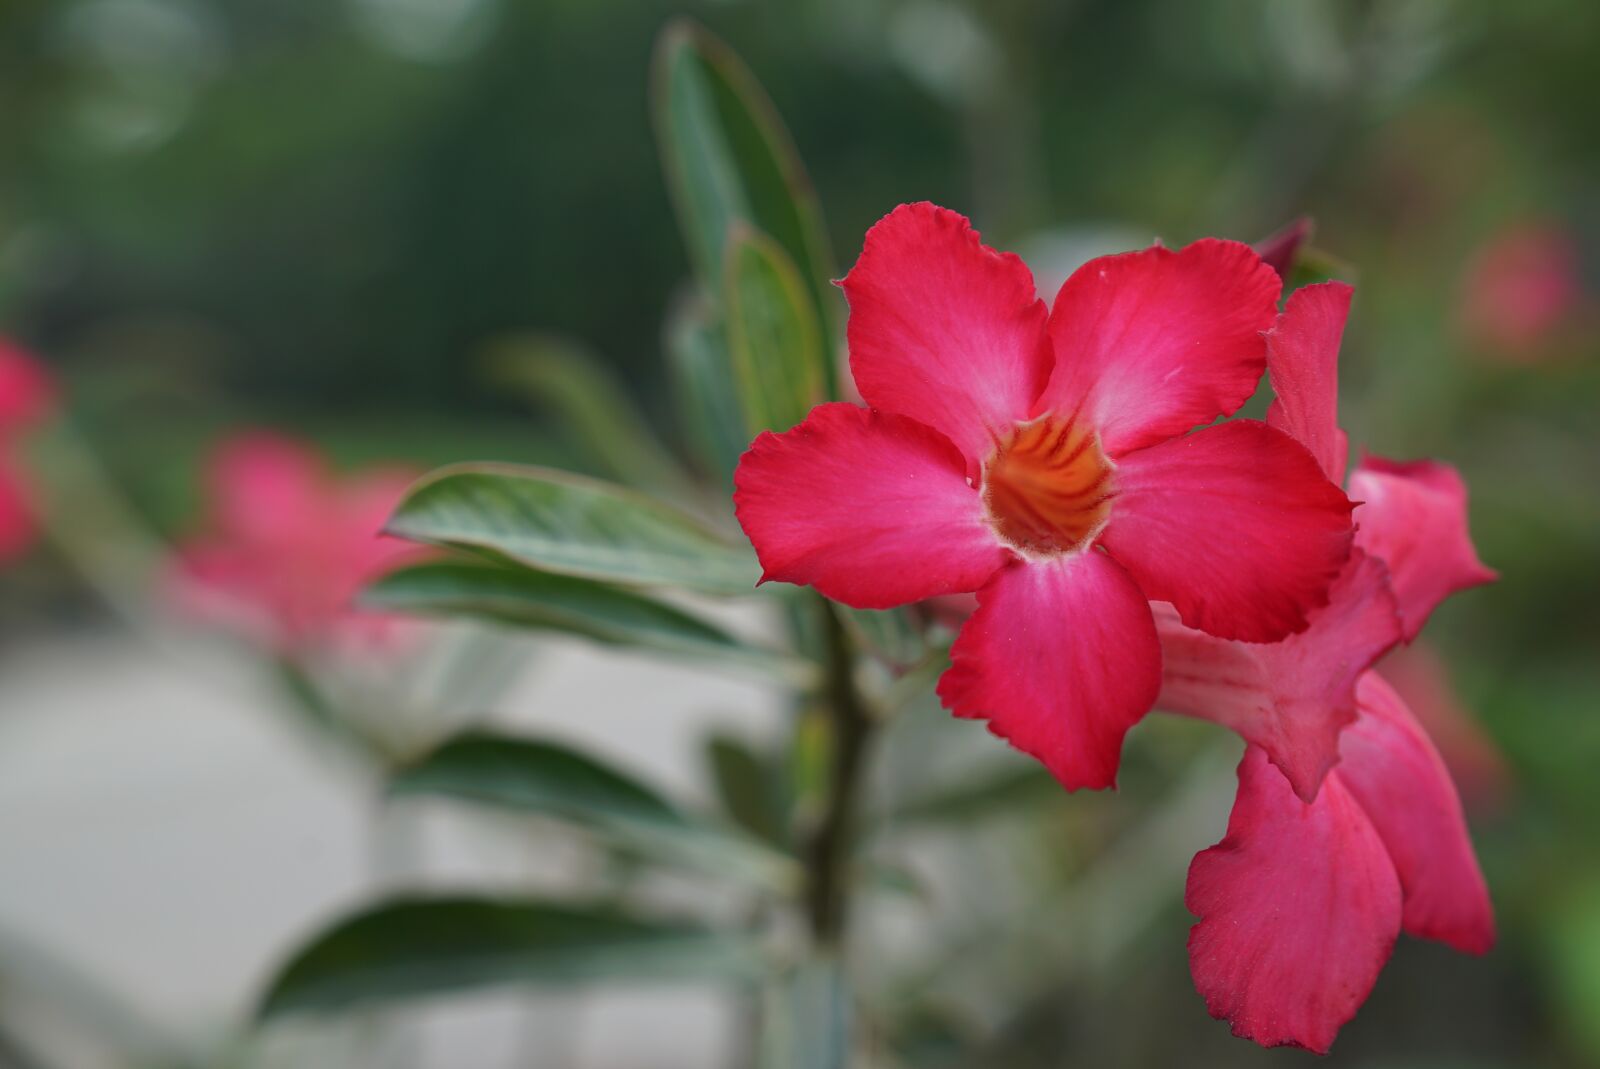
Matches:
[1,0,1597,1066]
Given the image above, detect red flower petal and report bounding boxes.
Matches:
[1266,281,1353,483]
[841,203,1051,466]
[937,552,1160,791]
[1187,746,1401,1054]
[1037,239,1280,457]
[1156,549,1402,800]
[0,455,39,562]
[1337,673,1497,954]
[733,403,1009,609]
[1100,419,1355,643]
[1348,455,1497,640]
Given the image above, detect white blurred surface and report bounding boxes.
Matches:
[0,626,784,1067]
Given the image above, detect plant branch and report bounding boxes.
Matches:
[803,596,875,948]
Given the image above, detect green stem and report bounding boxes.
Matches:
[803,597,875,949]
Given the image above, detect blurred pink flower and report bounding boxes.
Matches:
[1378,640,1509,811]
[1460,222,1585,360]
[0,338,56,431]
[171,431,424,656]
[0,457,40,562]
[0,338,58,563]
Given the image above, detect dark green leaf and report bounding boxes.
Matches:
[724,225,827,436]
[385,463,757,596]
[365,560,806,679]
[258,897,763,1019]
[390,732,797,889]
[883,1003,974,1066]
[392,731,676,824]
[1287,245,1357,292]
[484,334,694,496]
[652,19,838,392]
[705,733,789,846]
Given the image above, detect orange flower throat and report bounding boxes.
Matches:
[983,416,1115,556]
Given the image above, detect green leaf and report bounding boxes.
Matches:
[393,731,677,826]
[724,225,827,436]
[0,1023,48,1069]
[705,733,789,846]
[876,762,1060,830]
[758,958,852,1069]
[390,732,798,890]
[271,659,396,765]
[666,297,750,488]
[258,897,763,1019]
[652,19,838,390]
[365,559,806,680]
[866,859,930,905]
[1287,245,1357,292]
[837,606,928,670]
[483,334,694,496]
[385,463,758,596]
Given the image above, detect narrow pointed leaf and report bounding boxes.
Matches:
[484,335,694,495]
[365,560,804,678]
[666,298,750,487]
[390,732,797,889]
[877,763,1059,829]
[652,18,838,391]
[258,897,764,1019]
[272,659,395,764]
[385,463,757,596]
[705,733,789,846]
[837,606,928,670]
[724,226,827,436]
[1288,245,1357,292]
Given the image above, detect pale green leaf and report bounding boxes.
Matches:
[725,225,827,436]
[385,463,757,596]
[365,559,805,680]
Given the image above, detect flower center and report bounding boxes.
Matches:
[982,415,1115,556]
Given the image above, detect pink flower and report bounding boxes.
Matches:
[1378,641,1510,811]
[172,431,424,655]
[1166,282,1497,1051]
[1459,222,1585,360]
[1160,284,1495,800]
[0,338,58,563]
[735,203,1355,790]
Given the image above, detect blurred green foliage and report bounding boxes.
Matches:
[2,0,1598,1066]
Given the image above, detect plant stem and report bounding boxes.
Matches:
[804,597,875,949]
